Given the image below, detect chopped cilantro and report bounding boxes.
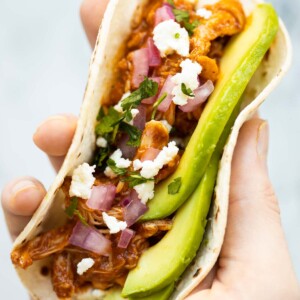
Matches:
[95,107,123,135]
[93,146,109,168]
[121,78,158,112]
[96,107,105,121]
[173,9,200,36]
[119,122,142,147]
[173,9,190,23]
[65,197,79,217]
[65,197,88,225]
[184,20,200,36]
[74,211,88,226]
[168,177,182,195]
[107,159,127,176]
[181,83,195,97]
[151,92,168,120]
[122,172,154,188]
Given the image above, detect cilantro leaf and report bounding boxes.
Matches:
[121,78,158,112]
[184,19,200,36]
[173,8,200,36]
[120,122,142,147]
[74,211,88,226]
[65,197,88,225]
[65,197,79,217]
[122,172,154,188]
[96,107,105,121]
[168,177,182,195]
[173,9,190,23]
[107,159,127,176]
[181,83,195,97]
[95,107,123,135]
[151,92,168,120]
[93,147,109,168]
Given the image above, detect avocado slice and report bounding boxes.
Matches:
[141,4,279,221]
[129,283,174,300]
[122,123,228,297]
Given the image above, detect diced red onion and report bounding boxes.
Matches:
[117,134,136,160]
[179,80,214,113]
[155,5,175,25]
[133,105,147,130]
[141,147,160,162]
[118,228,135,249]
[157,75,175,112]
[69,222,111,255]
[132,48,149,88]
[121,197,131,207]
[87,184,116,212]
[147,38,161,67]
[142,77,161,104]
[130,189,140,202]
[124,199,148,227]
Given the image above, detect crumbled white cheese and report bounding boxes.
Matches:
[196,8,212,19]
[160,120,172,133]
[102,212,127,234]
[77,258,95,275]
[134,181,155,204]
[131,109,139,119]
[114,92,131,113]
[104,149,131,179]
[104,166,117,179]
[96,137,108,148]
[171,59,202,106]
[110,149,131,168]
[128,108,140,125]
[153,20,190,57]
[133,141,179,179]
[69,163,96,199]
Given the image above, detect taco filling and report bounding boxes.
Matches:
[11,0,247,298]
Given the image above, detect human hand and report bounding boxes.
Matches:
[187,119,300,300]
[1,0,108,240]
[2,1,299,299]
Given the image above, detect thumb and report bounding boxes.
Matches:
[217,118,299,298]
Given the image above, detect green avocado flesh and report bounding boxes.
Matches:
[141,4,279,221]
[122,138,221,297]
[129,284,174,300]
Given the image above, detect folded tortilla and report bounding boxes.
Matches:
[11,0,291,299]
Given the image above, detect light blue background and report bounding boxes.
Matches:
[0,0,299,298]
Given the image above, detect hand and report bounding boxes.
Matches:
[187,119,300,300]
[1,0,108,240]
[2,1,299,299]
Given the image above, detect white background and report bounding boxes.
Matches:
[0,0,299,298]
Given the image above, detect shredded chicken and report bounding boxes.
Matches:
[52,252,75,298]
[190,0,246,57]
[11,225,73,269]
[135,120,169,160]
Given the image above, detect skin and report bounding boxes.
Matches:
[1,1,299,299]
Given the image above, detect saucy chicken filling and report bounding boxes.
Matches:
[11,0,245,298]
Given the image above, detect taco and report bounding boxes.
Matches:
[10,0,291,299]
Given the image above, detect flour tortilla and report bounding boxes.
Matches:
[12,0,291,299]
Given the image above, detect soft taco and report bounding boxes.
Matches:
[10,0,291,299]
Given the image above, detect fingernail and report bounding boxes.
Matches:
[9,180,44,216]
[257,121,269,161]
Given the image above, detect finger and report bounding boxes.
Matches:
[33,114,77,171]
[217,118,299,297]
[80,0,109,48]
[1,177,46,240]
